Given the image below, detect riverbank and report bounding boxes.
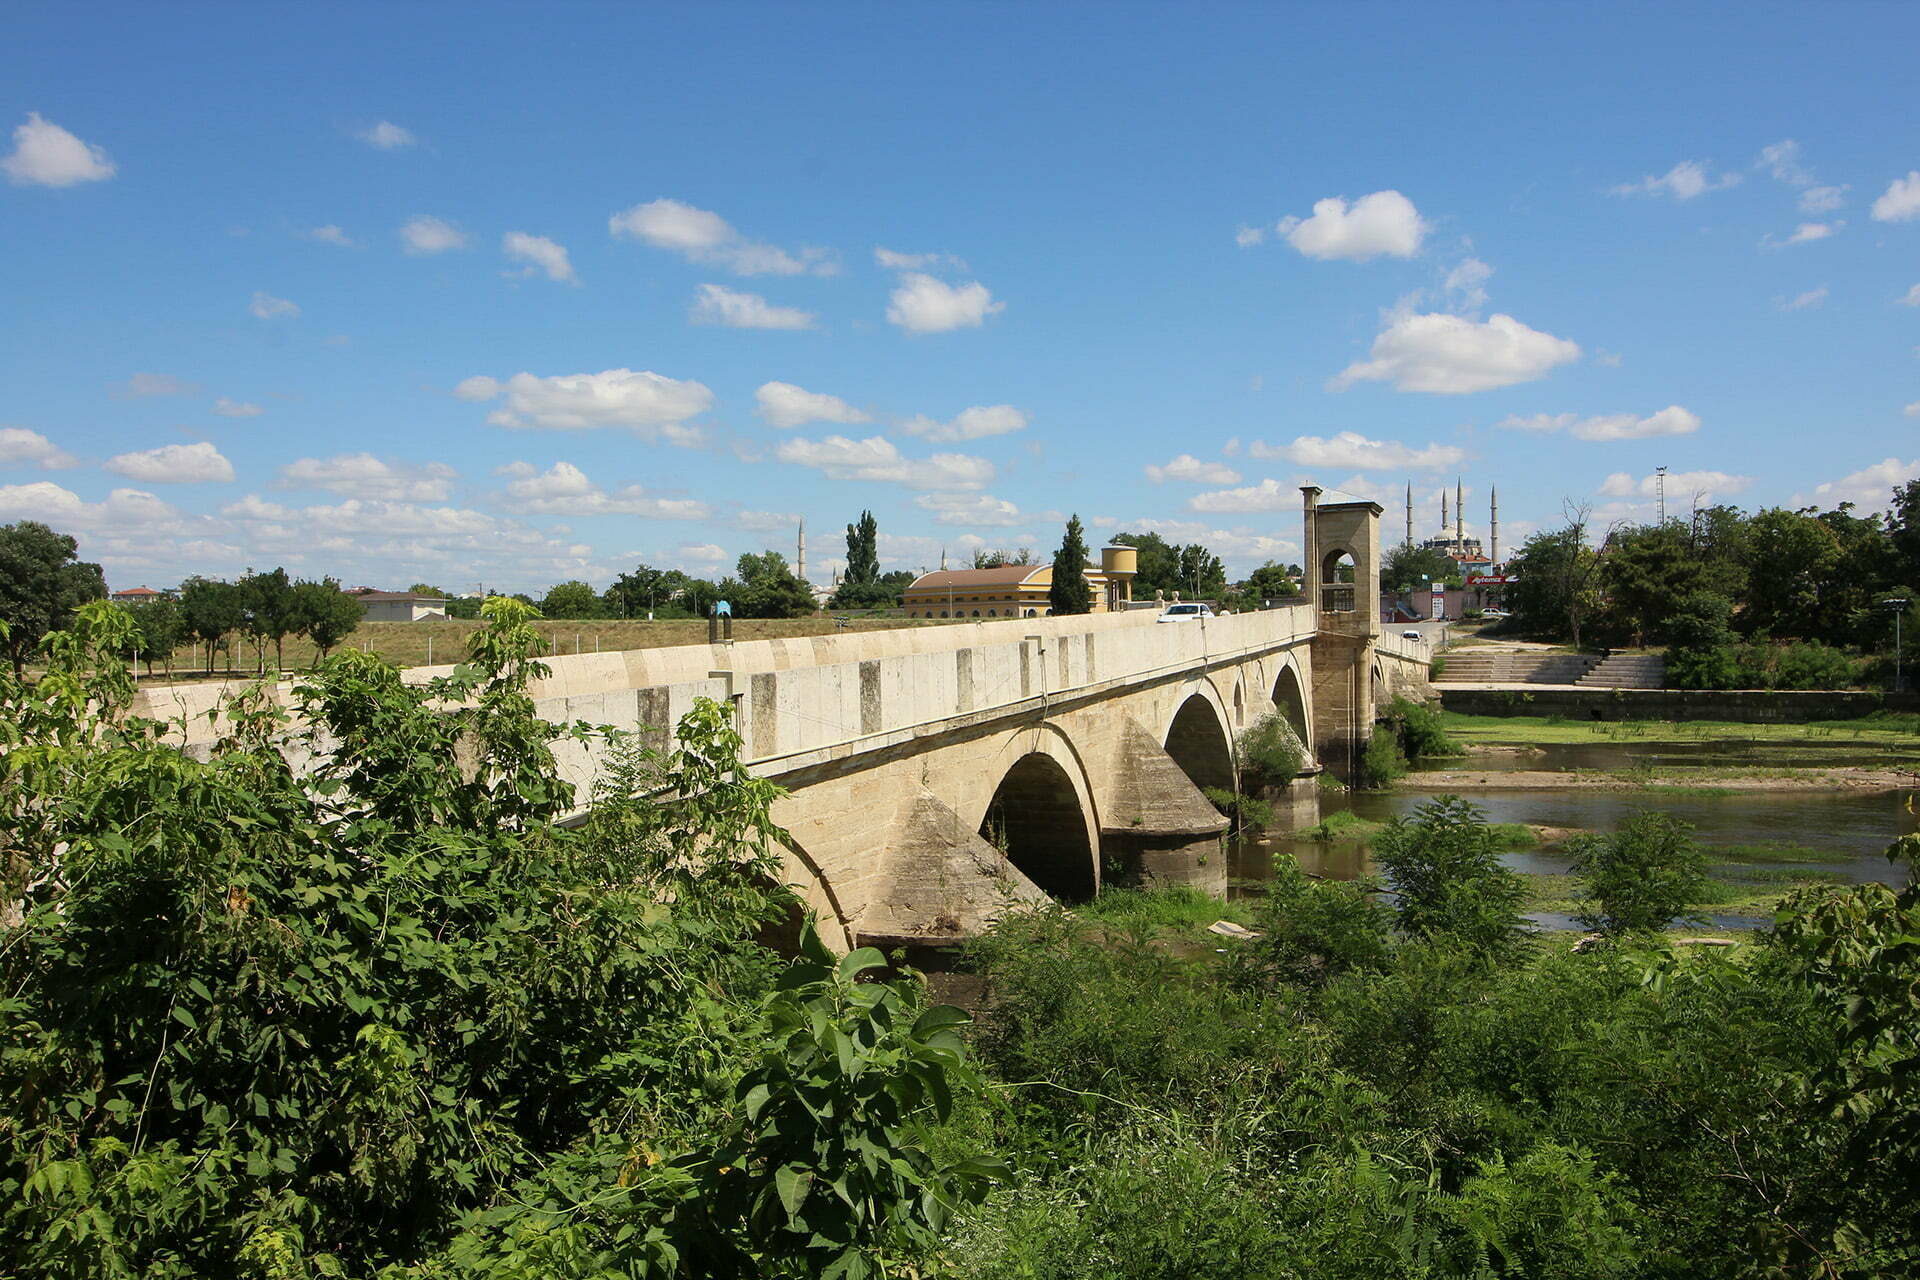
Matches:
[1403,765,1919,792]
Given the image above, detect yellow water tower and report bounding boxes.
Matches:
[1100,545,1138,610]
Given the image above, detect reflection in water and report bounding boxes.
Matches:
[1229,739,1920,927]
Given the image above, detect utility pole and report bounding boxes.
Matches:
[796,518,807,586]
[1490,486,1499,565]
[1656,466,1668,524]
[1883,598,1910,693]
[1405,482,1413,548]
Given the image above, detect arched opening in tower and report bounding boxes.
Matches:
[1271,664,1310,750]
[1164,694,1235,795]
[979,753,1096,902]
[1320,548,1358,614]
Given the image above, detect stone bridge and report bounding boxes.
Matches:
[137,490,1428,949]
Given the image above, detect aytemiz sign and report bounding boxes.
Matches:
[1467,574,1513,586]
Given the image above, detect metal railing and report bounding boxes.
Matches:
[1321,585,1356,614]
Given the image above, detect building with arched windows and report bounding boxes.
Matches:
[900,547,1138,619]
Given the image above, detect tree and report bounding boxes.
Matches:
[1371,796,1531,964]
[116,595,186,675]
[1505,508,1605,648]
[1049,515,1094,615]
[604,565,690,618]
[0,520,105,676]
[1600,522,1704,647]
[1111,531,1182,599]
[1381,544,1458,593]
[540,580,603,619]
[1241,562,1300,604]
[734,551,815,619]
[239,567,298,671]
[409,582,446,598]
[293,578,363,663]
[844,510,879,588]
[1742,508,1840,638]
[1665,591,1741,689]
[179,575,246,674]
[1568,811,1711,935]
[1177,543,1228,600]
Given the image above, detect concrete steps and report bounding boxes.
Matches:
[1577,653,1666,689]
[1433,650,1604,684]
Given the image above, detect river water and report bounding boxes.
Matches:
[1229,743,1919,926]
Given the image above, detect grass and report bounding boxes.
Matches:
[127,615,955,680]
[1519,869,1843,925]
[1075,887,1257,937]
[1486,822,1539,850]
[1708,841,1855,865]
[1635,783,1739,797]
[1437,710,1920,750]
[1300,811,1383,843]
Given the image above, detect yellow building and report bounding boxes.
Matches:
[901,547,1138,619]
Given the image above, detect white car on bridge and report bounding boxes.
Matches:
[1156,602,1215,623]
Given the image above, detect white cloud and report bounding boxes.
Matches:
[732,509,801,533]
[1187,478,1296,513]
[0,427,77,470]
[1145,454,1241,485]
[1757,140,1813,187]
[1274,189,1426,261]
[114,372,198,398]
[900,404,1028,443]
[690,283,815,330]
[307,224,353,246]
[874,246,966,271]
[1332,311,1579,393]
[1778,286,1829,311]
[1900,284,1920,307]
[3,112,115,187]
[1871,172,1920,223]
[1905,401,1920,418]
[498,460,709,518]
[249,291,299,320]
[502,231,576,283]
[0,482,183,531]
[776,435,993,490]
[1443,257,1493,310]
[914,492,1048,527]
[1234,225,1265,248]
[1800,185,1847,214]
[1611,160,1740,200]
[213,397,263,418]
[278,453,456,501]
[608,198,831,276]
[1599,469,1752,500]
[1495,405,1700,442]
[455,369,713,444]
[755,381,870,429]
[358,121,416,150]
[1782,221,1837,245]
[1247,431,1466,470]
[886,273,1004,334]
[674,542,729,569]
[1794,457,1920,511]
[105,441,234,484]
[401,215,470,255]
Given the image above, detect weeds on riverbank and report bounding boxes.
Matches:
[946,808,1920,1278]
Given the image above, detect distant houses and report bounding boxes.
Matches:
[109,585,167,603]
[351,589,449,623]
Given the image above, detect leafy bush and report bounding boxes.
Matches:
[1567,810,1711,934]
[1236,711,1306,788]
[1386,694,1459,759]
[1774,640,1858,690]
[1371,796,1531,963]
[1235,856,1394,992]
[1355,725,1406,789]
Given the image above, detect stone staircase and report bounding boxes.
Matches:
[1576,652,1667,689]
[1433,649,1604,685]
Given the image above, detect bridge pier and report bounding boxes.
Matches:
[1095,719,1230,895]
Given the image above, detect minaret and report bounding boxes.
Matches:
[796,519,807,584]
[1455,478,1464,555]
[1440,488,1448,536]
[1490,487,1500,565]
[1405,483,1413,547]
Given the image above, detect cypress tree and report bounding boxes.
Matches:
[1049,515,1094,615]
[844,510,879,586]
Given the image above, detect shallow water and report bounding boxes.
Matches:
[1432,738,1920,775]
[1229,739,1920,926]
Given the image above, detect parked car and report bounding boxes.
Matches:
[1156,602,1215,623]
[1482,608,1510,619]
[1401,629,1424,641]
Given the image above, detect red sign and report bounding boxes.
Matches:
[1467,574,1513,585]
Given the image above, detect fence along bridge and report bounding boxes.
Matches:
[138,489,1425,949]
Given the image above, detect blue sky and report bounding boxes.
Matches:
[3,2,1918,592]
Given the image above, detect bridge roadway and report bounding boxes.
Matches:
[135,608,1429,951]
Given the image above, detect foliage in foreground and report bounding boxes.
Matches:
[0,601,992,1278]
[1568,810,1713,934]
[951,802,1920,1279]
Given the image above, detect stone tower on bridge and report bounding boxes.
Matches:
[1302,485,1384,773]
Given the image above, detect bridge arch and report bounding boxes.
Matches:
[1164,687,1236,794]
[977,727,1100,903]
[1271,660,1310,749]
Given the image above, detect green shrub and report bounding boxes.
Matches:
[1774,640,1857,690]
[1371,796,1531,963]
[1430,654,1448,680]
[1355,725,1407,789]
[1387,694,1460,759]
[1567,811,1712,934]
[1235,855,1394,991]
[1237,711,1306,788]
